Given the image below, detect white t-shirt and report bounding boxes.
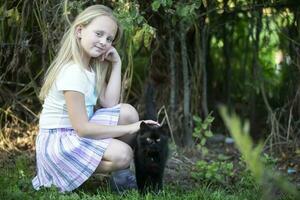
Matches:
[39,63,97,128]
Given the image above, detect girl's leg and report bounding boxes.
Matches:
[95,138,133,173]
[95,103,139,192]
[93,103,138,173]
[116,103,139,146]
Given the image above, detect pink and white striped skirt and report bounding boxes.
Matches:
[32,105,120,192]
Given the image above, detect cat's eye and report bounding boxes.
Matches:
[146,138,152,143]
[156,138,161,142]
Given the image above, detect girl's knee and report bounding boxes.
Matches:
[114,144,133,169]
[118,103,139,124]
[105,140,133,169]
[97,141,133,173]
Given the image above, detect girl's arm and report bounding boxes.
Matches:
[65,90,138,138]
[99,47,121,108]
[99,60,121,107]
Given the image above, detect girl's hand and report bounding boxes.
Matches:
[142,120,160,126]
[129,120,160,134]
[100,47,121,64]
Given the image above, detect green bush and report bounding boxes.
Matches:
[193,112,214,155]
[191,160,234,185]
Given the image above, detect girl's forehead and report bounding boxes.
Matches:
[88,15,118,36]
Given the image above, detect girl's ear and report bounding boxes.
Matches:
[76,25,83,39]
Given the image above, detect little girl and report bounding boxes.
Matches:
[32,5,158,193]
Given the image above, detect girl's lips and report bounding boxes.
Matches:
[95,46,105,51]
[95,47,105,53]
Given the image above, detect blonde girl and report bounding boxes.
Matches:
[32,5,158,193]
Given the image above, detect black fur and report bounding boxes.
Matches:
[144,83,157,121]
[134,122,169,194]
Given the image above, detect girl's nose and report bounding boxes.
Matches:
[99,37,106,46]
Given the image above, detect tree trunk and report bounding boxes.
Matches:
[198,11,209,117]
[191,24,201,115]
[168,31,177,136]
[294,8,300,118]
[250,9,262,139]
[223,0,232,107]
[180,22,193,147]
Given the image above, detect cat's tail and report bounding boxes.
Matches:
[145,82,157,121]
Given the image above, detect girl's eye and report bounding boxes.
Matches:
[107,38,113,43]
[96,32,103,37]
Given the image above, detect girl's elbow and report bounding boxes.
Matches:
[106,103,118,108]
[101,100,118,108]
[73,124,88,137]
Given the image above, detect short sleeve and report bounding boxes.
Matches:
[55,64,87,94]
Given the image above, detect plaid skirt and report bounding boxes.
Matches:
[32,105,121,192]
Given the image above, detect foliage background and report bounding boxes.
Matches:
[0,0,299,152]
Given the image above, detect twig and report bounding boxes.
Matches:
[157,105,176,146]
[63,0,71,26]
[0,108,30,127]
[0,81,26,86]
[15,101,39,119]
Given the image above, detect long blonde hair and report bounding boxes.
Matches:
[39,5,122,100]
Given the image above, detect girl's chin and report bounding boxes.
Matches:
[90,52,104,58]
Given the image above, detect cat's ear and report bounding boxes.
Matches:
[140,121,148,131]
[160,123,170,138]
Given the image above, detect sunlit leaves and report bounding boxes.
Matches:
[151,0,173,11]
[150,0,202,26]
[115,1,156,45]
[1,7,21,26]
[133,23,156,50]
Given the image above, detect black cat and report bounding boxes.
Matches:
[134,122,169,194]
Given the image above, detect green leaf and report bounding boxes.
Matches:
[215,174,222,181]
[194,127,201,133]
[171,16,177,26]
[217,154,231,160]
[177,6,189,18]
[202,147,209,155]
[205,172,212,179]
[206,116,215,123]
[200,138,206,146]
[151,1,161,12]
[167,0,173,7]
[161,0,167,7]
[193,115,202,123]
[204,130,213,137]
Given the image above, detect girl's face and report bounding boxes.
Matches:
[77,15,118,60]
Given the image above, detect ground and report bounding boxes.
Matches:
[0,124,299,199]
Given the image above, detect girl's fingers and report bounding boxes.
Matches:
[101,47,121,63]
[104,47,115,58]
[143,120,160,126]
[101,54,105,61]
[105,48,114,57]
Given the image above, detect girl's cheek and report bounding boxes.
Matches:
[105,44,112,52]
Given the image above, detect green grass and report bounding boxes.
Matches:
[0,154,264,200]
[1,176,261,200]
[1,153,296,200]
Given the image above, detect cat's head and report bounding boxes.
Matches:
[136,122,169,146]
